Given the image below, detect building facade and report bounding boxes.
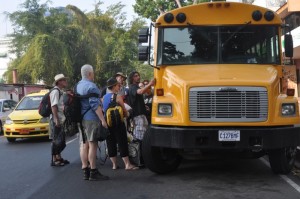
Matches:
[275,0,300,97]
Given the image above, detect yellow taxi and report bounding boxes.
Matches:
[3,90,50,142]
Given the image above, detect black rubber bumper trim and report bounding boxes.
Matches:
[149,125,300,150]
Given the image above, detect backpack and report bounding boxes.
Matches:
[38,88,60,117]
[63,87,98,138]
[63,85,99,123]
[106,93,124,127]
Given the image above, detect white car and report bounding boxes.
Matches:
[0,99,18,134]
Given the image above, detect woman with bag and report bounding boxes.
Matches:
[102,77,139,170]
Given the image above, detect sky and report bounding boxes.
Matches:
[0,0,137,37]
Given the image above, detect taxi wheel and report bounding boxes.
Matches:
[7,138,16,143]
[142,128,182,174]
[269,147,296,174]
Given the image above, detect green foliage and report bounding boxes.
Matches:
[133,0,211,21]
[17,34,72,85]
[5,0,148,88]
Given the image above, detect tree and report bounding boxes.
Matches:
[66,2,152,86]
[6,0,49,57]
[5,0,74,84]
[4,0,149,87]
[133,0,210,21]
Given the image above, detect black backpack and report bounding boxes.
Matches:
[63,86,98,140]
[38,88,60,117]
[63,86,99,122]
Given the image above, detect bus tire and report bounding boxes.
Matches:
[142,128,181,174]
[268,147,296,174]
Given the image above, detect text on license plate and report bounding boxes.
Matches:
[20,129,30,134]
[218,130,240,141]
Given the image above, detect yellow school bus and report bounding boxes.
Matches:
[138,1,300,174]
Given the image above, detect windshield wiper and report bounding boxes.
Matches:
[222,21,251,47]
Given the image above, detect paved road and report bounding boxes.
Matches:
[1,135,300,199]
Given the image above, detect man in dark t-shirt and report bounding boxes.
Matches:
[127,71,155,141]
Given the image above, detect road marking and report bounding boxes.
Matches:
[260,157,300,193]
[66,136,78,145]
[279,175,300,193]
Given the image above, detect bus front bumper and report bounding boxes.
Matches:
[148,125,300,150]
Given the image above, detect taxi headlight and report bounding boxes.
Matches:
[40,117,49,123]
[5,117,13,125]
[158,104,172,116]
[281,103,296,116]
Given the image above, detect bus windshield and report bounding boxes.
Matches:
[157,25,280,65]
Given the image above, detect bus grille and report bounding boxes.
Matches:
[189,87,268,122]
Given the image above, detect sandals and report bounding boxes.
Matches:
[125,166,139,171]
[50,158,69,167]
[51,160,65,167]
[60,158,70,164]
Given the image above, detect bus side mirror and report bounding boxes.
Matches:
[138,46,149,61]
[138,28,149,43]
[284,34,293,58]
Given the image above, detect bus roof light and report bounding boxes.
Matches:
[252,10,262,21]
[264,11,274,21]
[164,13,174,23]
[216,3,222,8]
[207,3,213,8]
[176,13,186,23]
[224,3,230,7]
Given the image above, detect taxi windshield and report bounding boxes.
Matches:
[16,96,43,110]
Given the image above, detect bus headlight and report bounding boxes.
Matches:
[158,104,172,116]
[281,103,296,116]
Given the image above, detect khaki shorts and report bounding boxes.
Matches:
[79,120,100,142]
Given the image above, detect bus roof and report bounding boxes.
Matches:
[156,2,282,26]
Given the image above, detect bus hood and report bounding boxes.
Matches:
[162,64,278,87]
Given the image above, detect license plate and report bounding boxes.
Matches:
[218,130,240,141]
[20,129,30,134]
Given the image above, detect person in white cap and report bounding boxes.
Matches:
[50,74,69,166]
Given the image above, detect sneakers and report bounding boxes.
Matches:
[82,167,90,180]
[89,169,109,181]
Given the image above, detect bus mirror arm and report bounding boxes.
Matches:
[150,64,160,70]
[282,24,291,32]
[147,23,153,67]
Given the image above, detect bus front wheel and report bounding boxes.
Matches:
[268,147,296,174]
[142,129,182,174]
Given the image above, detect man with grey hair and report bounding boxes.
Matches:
[76,64,109,181]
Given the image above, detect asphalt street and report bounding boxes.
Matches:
[1,134,300,199]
